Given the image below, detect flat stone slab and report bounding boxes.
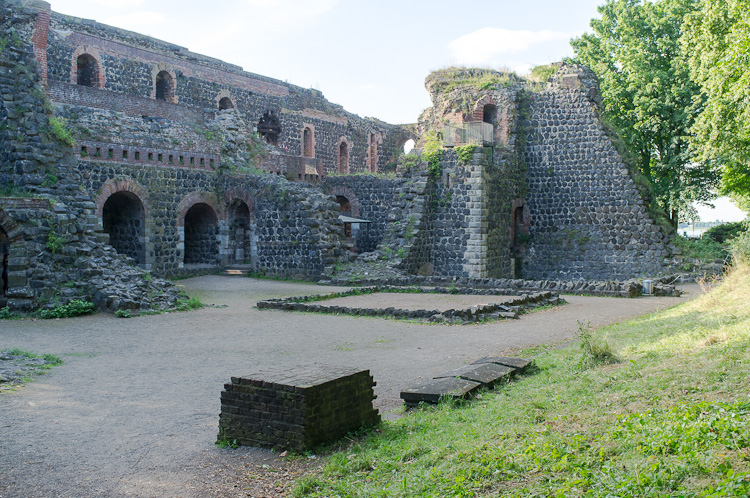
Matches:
[433,363,515,386]
[472,356,533,372]
[400,377,481,406]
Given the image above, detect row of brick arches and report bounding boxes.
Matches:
[100,191,253,268]
[75,54,235,110]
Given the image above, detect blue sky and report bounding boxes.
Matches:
[48,0,747,221]
[50,0,603,124]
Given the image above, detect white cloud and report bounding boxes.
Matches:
[448,27,572,66]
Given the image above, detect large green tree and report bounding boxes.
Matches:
[683,0,750,197]
[571,0,719,227]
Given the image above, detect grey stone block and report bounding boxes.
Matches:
[400,377,481,405]
[433,363,514,386]
[472,356,533,372]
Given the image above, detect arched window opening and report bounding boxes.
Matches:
[403,139,415,155]
[338,142,349,174]
[227,199,252,264]
[483,104,498,126]
[257,111,281,145]
[77,54,100,88]
[155,71,174,102]
[336,195,352,217]
[102,191,146,264]
[302,127,314,158]
[1,226,9,301]
[219,97,234,110]
[184,203,218,265]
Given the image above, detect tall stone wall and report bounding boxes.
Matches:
[521,66,669,280]
[321,175,399,253]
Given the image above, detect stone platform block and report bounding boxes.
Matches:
[472,356,533,372]
[400,377,481,407]
[433,363,515,386]
[218,365,379,452]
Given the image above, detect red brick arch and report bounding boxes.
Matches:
[71,46,106,88]
[469,95,499,122]
[177,192,218,226]
[95,178,148,218]
[325,186,360,218]
[222,189,255,221]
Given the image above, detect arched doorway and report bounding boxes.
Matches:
[1,225,9,300]
[77,54,100,88]
[227,199,252,264]
[102,191,146,264]
[336,195,352,217]
[184,203,219,265]
[302,127,314,157]
[155,71,174,102]
[483,104,498,126]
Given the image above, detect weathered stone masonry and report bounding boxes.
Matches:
[1,0,674,314]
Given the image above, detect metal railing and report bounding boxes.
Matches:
[440,122,494,147]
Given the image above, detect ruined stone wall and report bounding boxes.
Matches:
[44,10,402,176]
[78,161,342,279]
[321,175,399,253]
[521,67,669,280]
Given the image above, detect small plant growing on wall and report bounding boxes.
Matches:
[455,144,479,165]
[46,230,64,254]
[422,131,443,178]
[47,116,76,148]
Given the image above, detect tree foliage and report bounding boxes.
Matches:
[571,0,719,226]
[683,0,750,197]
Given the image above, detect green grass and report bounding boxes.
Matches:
[4,348,63,366]
[293,264,750,497]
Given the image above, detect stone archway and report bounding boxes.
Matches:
[226,198,253,265]
[183,203,219,265]
[102,191,146,264]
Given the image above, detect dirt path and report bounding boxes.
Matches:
[0,277,699,497]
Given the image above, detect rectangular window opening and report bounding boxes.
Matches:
[122,150,128,160]
[135,151,140,160]
[108,148,114,159]
[148,152,154,161]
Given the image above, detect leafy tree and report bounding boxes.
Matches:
[683,0,750,197]
[571,0,719,227]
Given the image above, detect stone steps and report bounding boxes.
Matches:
[221,264,254,277]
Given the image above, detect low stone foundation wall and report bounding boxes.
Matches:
[257,286,563,324]
[217,366,380,451]
[319,275,681,298]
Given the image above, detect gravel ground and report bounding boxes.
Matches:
[0,276,699,497]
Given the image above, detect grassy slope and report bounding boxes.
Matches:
[295,265,750,497]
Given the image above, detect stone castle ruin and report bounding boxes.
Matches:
[0,0,672,313]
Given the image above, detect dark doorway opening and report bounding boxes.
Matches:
[257,111,282,145]
[102,192,146,264]
[77,54,100,88]
[155,71,174,102]
[227,199,252,264]
[184,203,218,265]
[483,104,498,126]
[338,142,349,173]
